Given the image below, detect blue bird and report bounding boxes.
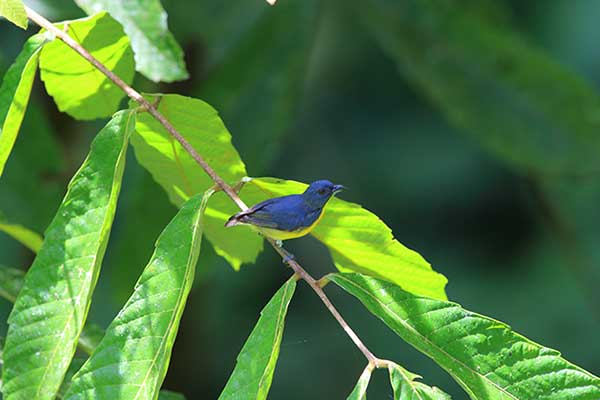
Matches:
[225,180,345,242]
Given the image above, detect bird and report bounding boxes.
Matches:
[225,180,345,246]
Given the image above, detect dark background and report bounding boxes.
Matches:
[1,0,599,398]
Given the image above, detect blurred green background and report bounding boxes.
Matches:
[1,0,599,398]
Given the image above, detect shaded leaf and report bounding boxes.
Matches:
[201,0,318,172]
[75,0,187,82]
[0,265,24,303]
[130,93,263,269]
[0,0,27,29]
[347,366,371,400]
[388,362,451,400]
[0,220,42,253]
[106,161,176,303]
[246,178,448,300]
[2,110,134,399]
[330,273,600,400]
[159,390,186,400]
[0,102,65,234]
[355,0,600,176]
[0,34,45,177]
[218,278,296,400]
[39,12,134,120]
[65,191,212,400]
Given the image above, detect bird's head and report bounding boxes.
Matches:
[302,180,345,208]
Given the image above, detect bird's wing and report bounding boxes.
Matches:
[233,195,308,231]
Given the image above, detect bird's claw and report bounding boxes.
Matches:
[275,240,283,248]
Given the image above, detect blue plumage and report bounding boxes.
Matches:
[225,180,345,240]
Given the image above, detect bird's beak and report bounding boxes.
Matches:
[333,184,345,194]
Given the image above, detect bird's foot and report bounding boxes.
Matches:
[275,239,283,248]
[281,248,295,264]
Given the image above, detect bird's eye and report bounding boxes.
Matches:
[318,189,327,195]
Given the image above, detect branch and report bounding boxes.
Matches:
[24,6,386,366]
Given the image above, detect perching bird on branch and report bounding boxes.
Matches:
[225,180,345,243]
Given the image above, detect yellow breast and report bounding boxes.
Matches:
[254,209,326,241]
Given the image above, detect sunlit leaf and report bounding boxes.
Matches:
[346,366,371,400]
[130,93,263,269]
[74,0,188,82]
[244,178,448,300]
[0,34,45,177]
[388,363,451,400]
[201,0,318,172]
[356,0,600,176]
[39,12,134,120]
[2,110,134,400]
[218,278,296,400]
[0,0,27,29]
[65,191,212,400]
[330,273,600,400]
[0,220,42,253]
[0,264,108,356]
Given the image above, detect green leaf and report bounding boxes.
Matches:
[0,101,65,234]
[39,12,134,120]
[74,0,188,83]
[0,265,24,303]
[388,363,451,400]
[201,0,318,172]
[158,390,186,400]
[246,178,448,300]
[0,220,42,253]
[347,366,372,400]
[218,278,296,400]
[65,191,212,400]
[355,0,600,176]
[330,273,600,400]
[0,0,27,29]
[130,93,263,269]
[0,34,45,177]
[2,110,134,400]
[0,265,106,356]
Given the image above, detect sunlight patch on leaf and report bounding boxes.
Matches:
[0,219,42,253]
[0,0,27,29]
[39,12,134,120]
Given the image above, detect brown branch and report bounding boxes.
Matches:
[24,6,387,365]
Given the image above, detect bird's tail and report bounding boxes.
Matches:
[225,213,242,227]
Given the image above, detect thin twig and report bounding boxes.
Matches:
[24,6,385,365]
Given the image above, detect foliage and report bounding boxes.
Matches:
[0,34,44,177]
[2,110,133,399]
[74,0,188,82]
[218,278,296,400]
[0,1,599,400]
[39,12,135,120]
[330,273,600,399]
[0,0,27,29]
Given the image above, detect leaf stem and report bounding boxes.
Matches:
[24,6,384,365]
